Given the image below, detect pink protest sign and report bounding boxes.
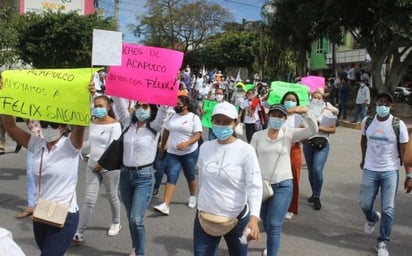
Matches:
[106,44,184,105]
[301,76,325,93]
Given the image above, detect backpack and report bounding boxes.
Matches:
[364,115,402,164]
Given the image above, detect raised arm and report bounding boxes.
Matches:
[0,115,31,148]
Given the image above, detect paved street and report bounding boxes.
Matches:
[1,125,412,256]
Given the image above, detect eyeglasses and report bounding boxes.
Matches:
[376,101,391,107]
[136,103,150,110]
[40,121,60,129]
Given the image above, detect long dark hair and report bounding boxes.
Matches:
[131,102,158,136]
[281,91,300,106]
[178,95,195,113]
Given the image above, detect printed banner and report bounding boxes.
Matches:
[0,68,95,126]
[267,81,309,106]
[92,29,122,66]
[105,44,184,106]
[201,100,239,128]
[301,76,325,93]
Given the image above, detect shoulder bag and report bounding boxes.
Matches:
[98,125,130,171]
[32,149,71,228]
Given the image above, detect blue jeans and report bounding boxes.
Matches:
[353,104,367,122]
[119,166,154,256]
[154,154,167,190]
[303,141,330,198]
[339,98,348,119]
[260,179,293,256]
[359,169,398,242]
[193,210,250,256]
[166,148,199,184]
[26,150,36,208]
[33,212,79,256]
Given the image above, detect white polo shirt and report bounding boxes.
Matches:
[28,135,80,213]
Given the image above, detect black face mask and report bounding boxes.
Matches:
[260,89,267,95]
[174,106,184,113]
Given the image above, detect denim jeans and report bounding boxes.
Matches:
[339,98,348,119]
[359,169,398,242]
[119,165,154,256]
[77,166,121,233]
[154,154,167,190]
[26,150,36,208]
[166,148,199,185]
[353,103,367,122]
[33,212,79,256]
[260,179,293,256]
[193,210,250,256]
[303,141,330,198]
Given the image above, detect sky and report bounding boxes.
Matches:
[98,0,265,43]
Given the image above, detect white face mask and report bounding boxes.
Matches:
[42,127,62,142]
[215,94,224,102]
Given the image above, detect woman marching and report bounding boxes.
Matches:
[251,104,317,256]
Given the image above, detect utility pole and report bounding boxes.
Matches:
[114,0,120,30]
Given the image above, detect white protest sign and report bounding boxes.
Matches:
[92,29,122,66]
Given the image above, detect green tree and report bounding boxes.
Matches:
[132,0,233,53]
[0,6,20,68]
[16,12,116,68]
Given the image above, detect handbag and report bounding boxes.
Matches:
[98,126,130,171]
[32,149,70,228]
[198,211,239,237]
[307,137,328,151]
[261,138,285,203]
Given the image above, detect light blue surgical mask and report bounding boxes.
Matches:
[268,117,285,130]
[283,101,297,110]
[92,107,107,119]
[135,108,151,121]
[376,105,390,117]
[212,125,233,140]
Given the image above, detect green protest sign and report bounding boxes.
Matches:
[244,83,255,92]
[267,81,309,106]
[0,68,97,126]
[201,100,240,128]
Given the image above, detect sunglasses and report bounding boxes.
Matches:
[136,103,150,110]
[40,121,60,129]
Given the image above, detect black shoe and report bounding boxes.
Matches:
[313,198,322,210]
[307,195,315,203]
[15,145,22,153]
[152,188,159,196]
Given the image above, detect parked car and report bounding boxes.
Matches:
[393,87,411,103]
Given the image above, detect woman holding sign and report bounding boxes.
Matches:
[0,81,95,256]
[111,96,168,256]
[303,90,338,210]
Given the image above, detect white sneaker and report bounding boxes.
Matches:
[154,202,170,215]
[285,212,294,220]
[72,232,84,243]
[364,211,381,234]
[130,248,136,256]
[262,248,267,256]
[375,241,389,256]
[188,196,197,208]
[107,223,122,236]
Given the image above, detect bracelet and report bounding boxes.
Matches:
[406,173,412,179]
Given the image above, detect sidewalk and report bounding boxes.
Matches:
[339,102,412,131]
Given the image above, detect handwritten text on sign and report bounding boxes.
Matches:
[0,68,95,126]
[105,44,184,106]
[267,81,310,106]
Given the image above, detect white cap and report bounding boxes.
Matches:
[212,102,238,119]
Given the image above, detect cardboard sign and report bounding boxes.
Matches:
[267,81,309,106]
[301,76,325,93]
[201,100,239,128]
[0,68,95,126]
[105,44,184,105]
[92,29,122,66]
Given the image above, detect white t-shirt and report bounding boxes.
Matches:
[85,122,121,169]
[355,85,370,104]
[362,115,408,171]
[197,139,262,218]
[165,112,202,155]
[240,99,261,124]
[28,136,80,213]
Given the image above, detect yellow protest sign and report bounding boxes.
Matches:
[0,68,96,126]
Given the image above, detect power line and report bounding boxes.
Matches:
[221,0,261,8]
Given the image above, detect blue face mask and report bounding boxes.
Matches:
[376,105,390,117]
[92,107,107,119]
[268,117,285,130]
[283,101,297,110]
[212,125,233,140]
[135,108,151,121]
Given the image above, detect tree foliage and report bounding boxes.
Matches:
[0,6,20,67]
[132,0,233,53]
[16,12,116,68]
[267,0,412,92]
